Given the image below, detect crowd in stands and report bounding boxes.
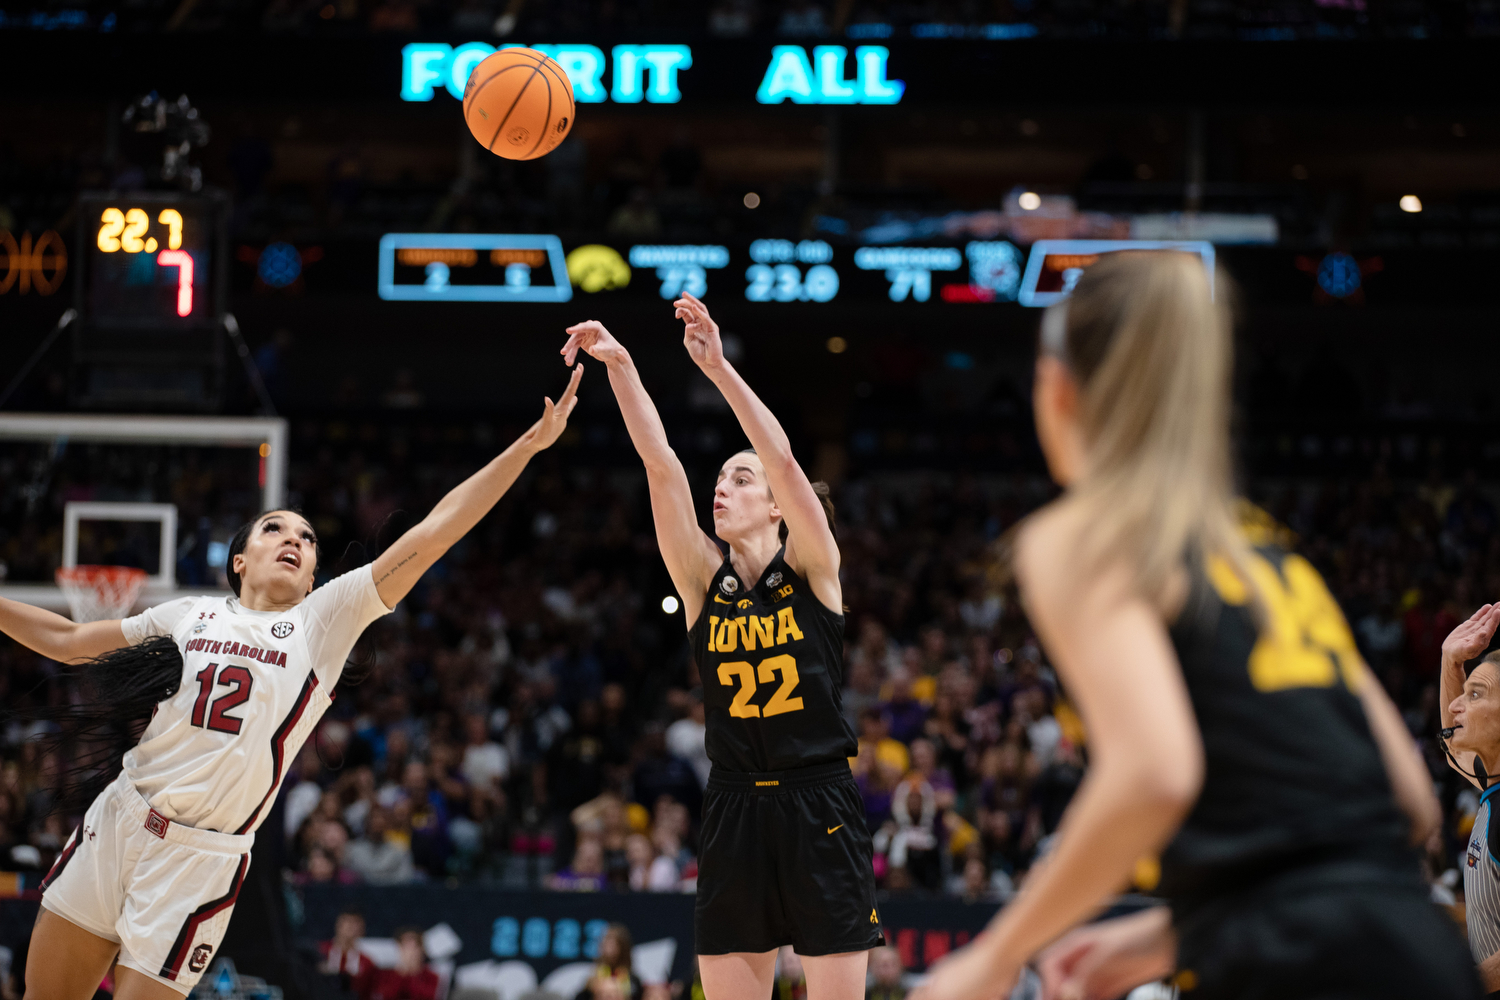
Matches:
[0,419,1493,908]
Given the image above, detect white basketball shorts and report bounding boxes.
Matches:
[39,771,254,995]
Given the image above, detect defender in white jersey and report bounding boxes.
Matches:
[0,365,583,1000]
[1442,616,1500,996]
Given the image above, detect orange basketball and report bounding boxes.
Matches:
[463,48,575,161]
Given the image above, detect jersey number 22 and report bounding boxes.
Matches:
[718,654,805,719]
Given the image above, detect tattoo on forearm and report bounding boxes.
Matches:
[376,551,420,587]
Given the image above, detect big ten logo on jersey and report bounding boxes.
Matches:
[491,916,609,960]
[710,606,807,719]
[1206,550,1361,694]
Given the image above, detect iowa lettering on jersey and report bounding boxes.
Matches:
[709,607,807,720]
[185,637,288,668]
[1206,550,1362,693]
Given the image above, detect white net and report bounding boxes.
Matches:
[55,565,148,622]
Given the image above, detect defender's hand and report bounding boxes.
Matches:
[562,321,627,368]
[522,364,583,453]
[1037,919,1173,1000]
[909,934,1019,1000]
[673,292,725,372]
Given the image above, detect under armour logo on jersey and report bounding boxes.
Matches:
[720,577,739,595]
[271,621,295,639]
[766,572,783,589]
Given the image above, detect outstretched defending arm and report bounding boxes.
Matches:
[560,320,722,626]
[371,365,583,608]
[0,601,128,664]
[672,293,841,611]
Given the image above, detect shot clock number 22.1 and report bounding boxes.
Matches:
[96,207,196,317]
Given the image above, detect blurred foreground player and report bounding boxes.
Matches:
[913,253,1478,1000]
[561,295,881,1000]
[1439,607,1500,997]
[1,367,581,1000]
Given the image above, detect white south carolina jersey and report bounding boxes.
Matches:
[118,565,392,835]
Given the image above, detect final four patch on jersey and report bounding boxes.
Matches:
[1470,837,1481,868]
[766,572,783,589]
[192,621,208,634]
[720,577,739,595]
[271,621,295,639]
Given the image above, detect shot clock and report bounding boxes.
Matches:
[76,192,227,329]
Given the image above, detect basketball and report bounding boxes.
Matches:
[462,47,575,161]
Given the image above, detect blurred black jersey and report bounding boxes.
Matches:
[1158,543,1412,921]
[688,547,857,773]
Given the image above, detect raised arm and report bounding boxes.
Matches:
[672,293,841,613]
[1440,603,1500,789]
[561,320,722,626]
[0,600,128,663]
[371,365,582,608]
[913,508,1203,1000]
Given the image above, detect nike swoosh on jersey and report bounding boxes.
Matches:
[714,595,732,604]
[827,824,843,834]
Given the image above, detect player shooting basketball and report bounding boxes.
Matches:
[0,365,581,1000]
[561,294,882,1000]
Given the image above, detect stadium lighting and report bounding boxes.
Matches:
[1018,191,1042,211]
[662,596,680,613]
[1399,195,1423,213]
[826,336,847,353]
[743,192,761,209]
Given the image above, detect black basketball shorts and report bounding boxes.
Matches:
[1173,875,1481,1000]
[695,760,884,956]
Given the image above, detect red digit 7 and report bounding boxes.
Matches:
[191,664,217,728]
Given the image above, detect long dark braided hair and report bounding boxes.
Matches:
[9,510,321,817]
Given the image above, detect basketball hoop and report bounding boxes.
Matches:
[55,566,148,622]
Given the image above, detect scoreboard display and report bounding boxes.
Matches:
[1018,240,1215,306]
[378,234,573,302]
[77,192,226,329]
[368,234,1222,309]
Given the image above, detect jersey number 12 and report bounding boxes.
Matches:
[190,663,254,735]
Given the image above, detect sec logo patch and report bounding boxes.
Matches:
[271,621,295,639]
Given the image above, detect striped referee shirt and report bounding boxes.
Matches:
[1465,785,1500,962]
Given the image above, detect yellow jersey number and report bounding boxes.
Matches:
[717,654,806,719]
[1207,551,1363,693]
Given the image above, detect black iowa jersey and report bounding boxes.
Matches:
[1158,544,1411,919]
[688,547,857,773]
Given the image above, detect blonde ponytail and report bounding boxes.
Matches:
[1047,251,1259,617]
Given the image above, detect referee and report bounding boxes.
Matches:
[1441,604,1500,997]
